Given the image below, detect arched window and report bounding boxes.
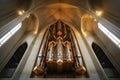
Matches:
[92,42,120,78]
[0,42,27,78]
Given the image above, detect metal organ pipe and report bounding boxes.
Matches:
[57,20,62,31]
[47,41,56,61]
[31,20,87,77]
[53,24,57,39]
[63,24,67,38]
[48,43,53,61]
[57,37,63,63]
[32,30,49,75]
[64,41,73,61]
[57,37,63,72]
[71,29,86,74]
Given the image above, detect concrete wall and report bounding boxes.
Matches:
[0,23,26,71]
[81,14,120,72]
[93,23,120,72]
[23,14,37,32]
[0,13,38,71]
[102,0,120,28]
[0,0,19,27]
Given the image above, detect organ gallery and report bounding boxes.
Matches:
[0,0,120,80]
[32,20,87,77]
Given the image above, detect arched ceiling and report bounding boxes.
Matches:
[0,0,120,30]
[31,0,120,31]
[34,3,85,31]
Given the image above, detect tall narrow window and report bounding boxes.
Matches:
[98,23,120,48]
[0,42,27,78]
[0,23,22,47]
[92,42,120,78]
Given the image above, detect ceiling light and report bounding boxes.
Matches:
[95,10,103,16]
[18,10,25,15]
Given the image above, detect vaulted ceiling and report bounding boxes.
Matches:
[0,0,120,29]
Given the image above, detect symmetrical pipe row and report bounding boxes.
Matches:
[32,20,87,77]
[71,29,86,74]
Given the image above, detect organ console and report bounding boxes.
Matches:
[31,20,87,77]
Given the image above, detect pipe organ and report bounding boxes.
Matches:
[31,20,87,78]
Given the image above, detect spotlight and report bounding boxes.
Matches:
[95,10,103,16]
[17,10,25,15]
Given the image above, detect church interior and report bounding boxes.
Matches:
[0,0,120,80]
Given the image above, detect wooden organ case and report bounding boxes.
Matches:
[31,20,88,78]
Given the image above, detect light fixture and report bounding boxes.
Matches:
[95,10,103,16]
[18,11,22,15]
[18,10,25,15]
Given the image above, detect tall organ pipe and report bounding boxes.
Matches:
[33,29,49,75]
[57,37,63,72]
[70,29,86,74]
[57,20,62,32]
[64,41,73,61]
[53,24,56,39]
[63,24,67,38]
[47,41,56,61]
[57,37,63,62]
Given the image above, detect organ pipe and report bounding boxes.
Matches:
[71,29,86,74]
[64,41,73,61]
[32,30,49,75]
[57,37,63,62]
[31,20,87,77]
[63,24,67,38]
[57,37,63,73]
[57,20,62,32]
[47,41,56,61]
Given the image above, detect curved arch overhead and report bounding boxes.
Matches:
[32,0,88,9]
[35,3,86,32]
[0,0,120,80]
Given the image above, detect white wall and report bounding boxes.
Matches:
[93,24,120,72]
[0,12,39,72]
[0,24,26,71]
[81,14,120,73]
